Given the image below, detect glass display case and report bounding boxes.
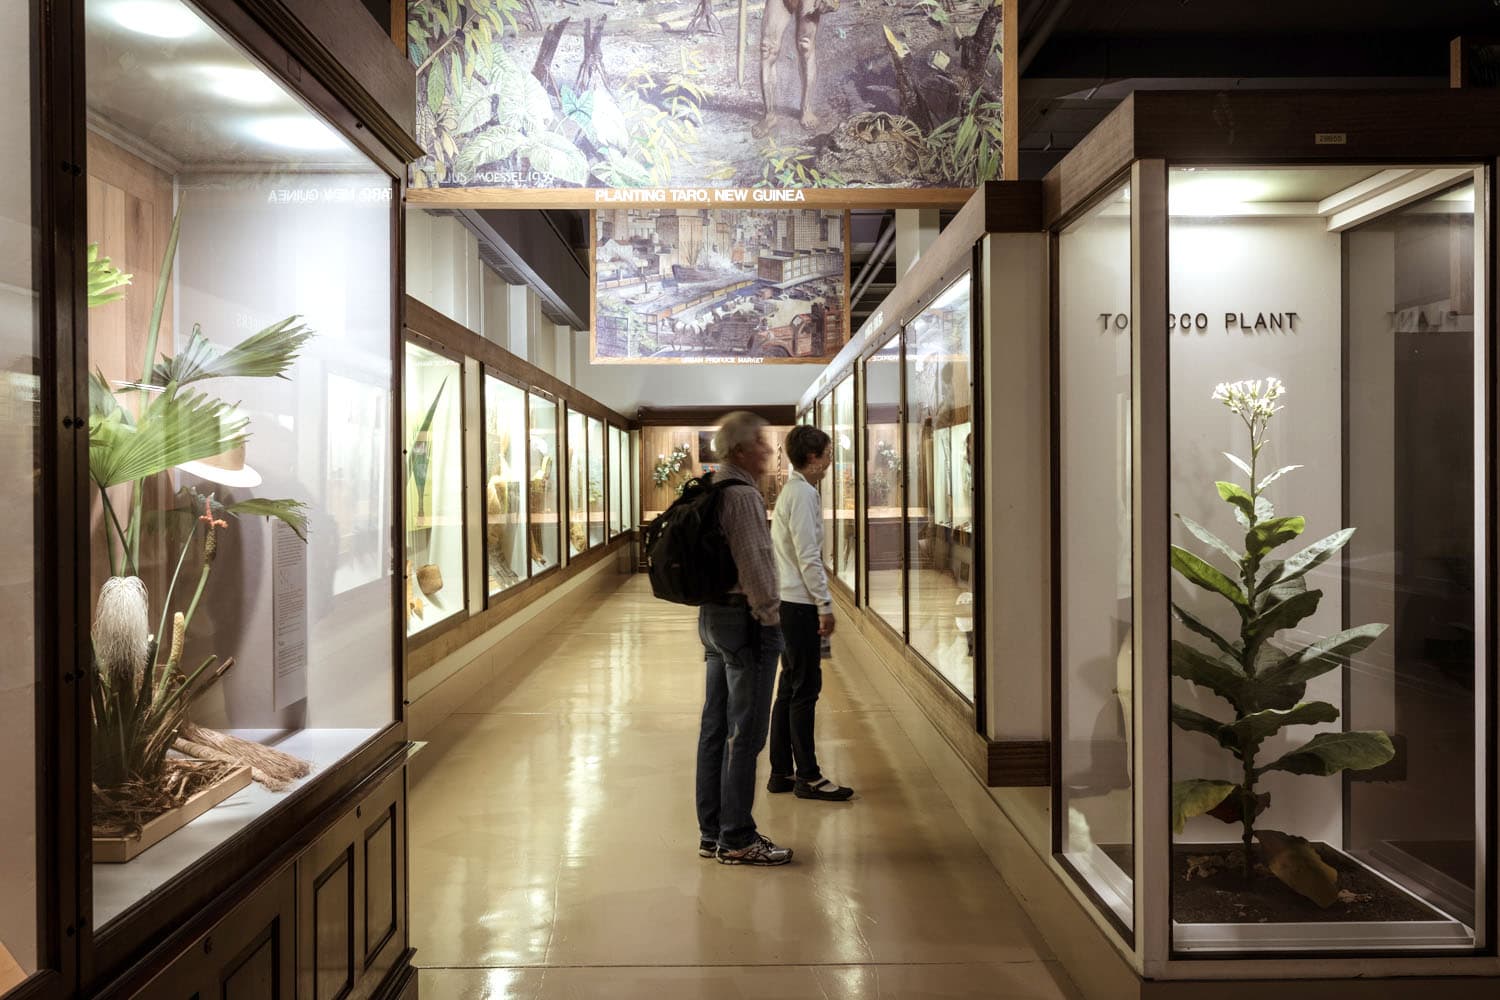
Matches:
[833,376,858,594]
[1,0,37,976]
[405,341,465,637]
[528,391,561,573]
[1048,91,1500,980]
[78,0,400,940]
[587,416,606,547]
[567,408,587,557]
[608,424,624,538]
[819,392,836,579]
[905,275,975,699]
[484,373,528,597]
[864,339,904,632]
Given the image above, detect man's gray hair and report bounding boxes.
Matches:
[713,410,767,462]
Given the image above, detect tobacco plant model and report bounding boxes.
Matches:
[88,211,312,831]
[1169,378,1394,907]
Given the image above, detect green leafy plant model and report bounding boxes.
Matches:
[653,443,692,497]
[89,212,312,832]
[1169,377,1394,907]
[409,377,449,520]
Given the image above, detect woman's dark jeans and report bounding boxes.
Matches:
[769,601,823,782]
[695,601,783,850]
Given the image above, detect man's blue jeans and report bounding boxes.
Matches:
[695,601,783,851]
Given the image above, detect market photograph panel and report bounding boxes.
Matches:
[408,0,1005,189]
[593,207,847,362]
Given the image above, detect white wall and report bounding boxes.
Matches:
[407,210,483,331]
[1167,214,1345,847]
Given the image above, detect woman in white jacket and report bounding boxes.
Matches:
[766,425,854,801]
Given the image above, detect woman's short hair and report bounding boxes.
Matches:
[784,425,831,470]
[713,410,767,462]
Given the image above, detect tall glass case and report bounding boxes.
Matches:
[567,408,587,557]
[905,275,975,700]
[528,392,561,573]
[1048,90,1500,977]
[865,339,904,632]
[587,417,605,547]
[405,341,464,637]
[1,0,38,974]
[1055,179,1136,932]
[608,424,624,537]
[484,373,528,597]
[832,376,858,594]
[81,0,399,933]
[819,393,836,579]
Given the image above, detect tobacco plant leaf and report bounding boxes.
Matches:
[1266,528,1355,588]
[1177,514,1240,565]
[1170,640,1249,712]
[1246,587,1321,641]
[1172,779,1237,835]
[1223,451,1252,478]
[1257,464,1302,491]
[1171,703,1231,747]
[1256,623,1389,690]
[1170,602,1240,660]
[1223,701,1339,756]
[1259,730,1395,778]
[1206,786,1269,825]
[1257,829,1339,908]
[1215,480,1255,520]
[1244,515,1305,562]
[1170,546,1247,607]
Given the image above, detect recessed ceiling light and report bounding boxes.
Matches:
[1169,176,1268,217]
[244,115,348,152]
[109,0,202,39]
[204,66,282,106]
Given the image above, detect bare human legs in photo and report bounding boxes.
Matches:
[753,0,821,137]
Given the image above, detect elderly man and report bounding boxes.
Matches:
[695,411,793,866]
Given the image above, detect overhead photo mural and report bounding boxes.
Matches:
[407,0,1008,192]
[592,208,847,362]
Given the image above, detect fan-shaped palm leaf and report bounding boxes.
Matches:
[89,383,249,489]
[151,317,312,385]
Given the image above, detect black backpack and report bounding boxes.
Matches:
[644,473,753,606]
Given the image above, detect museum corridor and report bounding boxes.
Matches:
[408,575,1077,999]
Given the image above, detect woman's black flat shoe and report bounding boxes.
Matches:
[794,777,854,801]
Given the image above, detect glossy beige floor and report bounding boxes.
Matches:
[413,575,1077,1000]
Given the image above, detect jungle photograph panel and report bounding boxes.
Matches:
[594,208,846,362]
[408,0,1005,190]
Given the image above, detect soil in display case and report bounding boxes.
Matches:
[406,342,464,635]
[485,374,528,596]
[82,0,395,925]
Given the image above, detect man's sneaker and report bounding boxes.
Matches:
[716,834,793,866]
[795,776,854,801]
[766,773,794,794]
[698,839,717,858]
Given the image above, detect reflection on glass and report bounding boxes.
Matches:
[406,343,464,636]
[820,394,835,577]
[484,375,528,597]
[1057,180,1133,929]
[905,275,974,698]
[528,393,560,573]
[608,425,624,537]
[567,409,587,557]
[1167,167,1482,952]
[834,377,857,591]
[0,0,37,969]
[865,337,903,632]
[587,416,605,547]
[83,0,395,928]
